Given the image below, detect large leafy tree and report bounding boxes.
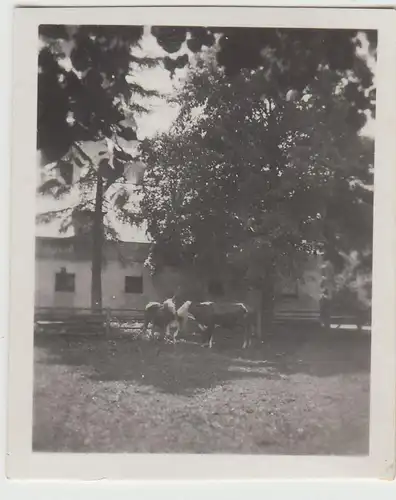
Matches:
[37,24,376,313]
[140,40,375,317]
[153,26,376,119]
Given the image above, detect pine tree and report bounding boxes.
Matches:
[37,25,159,310]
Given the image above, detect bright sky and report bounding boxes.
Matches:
[127,26,189,139]
[36,28,376,243]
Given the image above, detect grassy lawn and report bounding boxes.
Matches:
[33,327,370,455]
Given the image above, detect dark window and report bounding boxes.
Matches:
[208,280,224,297]
[55,268,75,292]
[125,276,143,294]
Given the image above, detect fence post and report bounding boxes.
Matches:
[249,289,262,340]
[256,309,262,340]
[105,308,111,337]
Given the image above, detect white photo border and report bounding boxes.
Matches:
[7,5,396,480]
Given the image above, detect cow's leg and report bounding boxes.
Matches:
[173,323,182,343]
[155,325,166,356]
[200,325,210,347]
[142,315,150,336]
[242,316,253,349]
[206,325,215,349]
[164,323,171,341]
[200,327,207,347]
[241,326,248,349]
[242,330,248,349]
[174,316,187,342]
[150,320,159,339]
[172,318,182,342]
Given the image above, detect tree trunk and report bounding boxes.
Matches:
[91,173,104,311]
[260,272,276,334]
[256,305,263,340]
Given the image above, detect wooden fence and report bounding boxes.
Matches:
[34,304,371,338]
[34,306,146,336]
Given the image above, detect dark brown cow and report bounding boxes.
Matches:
[176,300,254,349]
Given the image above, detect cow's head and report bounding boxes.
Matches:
[163,297,177,315]
[177,300,192,319]
[175,300,192,334]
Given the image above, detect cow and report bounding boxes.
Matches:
[175,300,255,349]
[142,298,179,341]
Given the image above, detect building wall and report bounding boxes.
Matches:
[100,260,160,310]
[35,259,91,309]
[35,258,162,310]
[35,254,323,318]
[34,255,190,311]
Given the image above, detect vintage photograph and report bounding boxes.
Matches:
[32,21,376,456]
[7,5,396,481]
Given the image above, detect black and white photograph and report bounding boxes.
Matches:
[7,6,396,480]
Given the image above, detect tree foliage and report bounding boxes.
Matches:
[37,24,156,244]
[140,47,375,308]
[153,27,376,122]
[38,26,377,167]
[37,25,159,309]
[36,25,376,312]
[37,25,161,163]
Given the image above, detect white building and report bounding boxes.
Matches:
[35,231,322,323]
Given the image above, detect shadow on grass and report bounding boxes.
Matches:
[34,324,371,396]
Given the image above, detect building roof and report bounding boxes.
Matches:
[35,236,150,264]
